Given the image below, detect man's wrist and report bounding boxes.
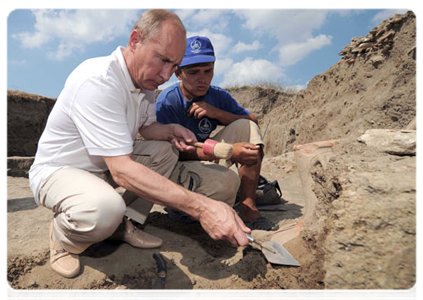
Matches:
[166,124,176,141]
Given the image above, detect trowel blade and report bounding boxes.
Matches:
[262,240,300,266]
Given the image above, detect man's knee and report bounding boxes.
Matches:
[213,119,263,146]
[133,141,178,178]
[171,161,240,206]
[155,141,179,166]
[215,169,240,207]
[62,192,126,242]
[92,192,126,235]
[232,118,254,127]
[199,165,240,207]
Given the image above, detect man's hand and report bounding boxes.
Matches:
[187,101,217,119]
[168,124,197,152]
[104,154,251,247]
[139,122,197,153]
[187,101,257,126]
[197,199,251,247]
[232,142,262,166]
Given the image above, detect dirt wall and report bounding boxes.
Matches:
[7,90,56,157]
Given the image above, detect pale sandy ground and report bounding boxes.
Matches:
[7,151,325,295]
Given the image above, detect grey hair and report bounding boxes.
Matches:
[132,9,186,41]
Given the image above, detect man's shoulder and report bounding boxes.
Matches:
[157,83,181,102]
[209,85,230,94]
[69,52,120,87]
[207,86,233,99]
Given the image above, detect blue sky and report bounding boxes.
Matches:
[6,8,411,98]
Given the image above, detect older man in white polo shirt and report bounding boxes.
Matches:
[29,9,250,278]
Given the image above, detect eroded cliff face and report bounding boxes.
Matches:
[7,90,55,157]
[231,11,415,158]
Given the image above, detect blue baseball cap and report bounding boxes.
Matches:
[179,36,216,67]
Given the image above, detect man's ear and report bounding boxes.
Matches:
[175,68,182,80]
[128,30,142,50]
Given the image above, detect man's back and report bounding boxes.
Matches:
[29,47,156,203]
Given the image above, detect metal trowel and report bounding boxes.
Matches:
[245,233,300,266]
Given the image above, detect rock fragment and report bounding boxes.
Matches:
[357,129,416,156]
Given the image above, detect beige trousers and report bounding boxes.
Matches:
[169,119,263,207]
[37,141,178,254]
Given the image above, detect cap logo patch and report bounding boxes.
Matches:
[190,39,202,54]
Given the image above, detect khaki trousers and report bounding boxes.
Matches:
[169,119,263,207]
[37,141,178,254]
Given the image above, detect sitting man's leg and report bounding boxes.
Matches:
[94,141,177,249]
[211,119,278,231]
[38,166,127,278]
[120,140,179,224]
[166,160,240,223]
[170,160,240,206]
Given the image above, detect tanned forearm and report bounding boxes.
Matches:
[189,101,258,126]
[179,147,214,161]
[138,122,174,141]
[103,154,206,219]
[102,153,251,246]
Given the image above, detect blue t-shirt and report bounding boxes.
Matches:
[156,83,250,142]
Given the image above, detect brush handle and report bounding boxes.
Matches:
[192,142,204,148]
[192,139,217,156]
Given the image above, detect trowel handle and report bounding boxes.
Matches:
[245,232,262,247]
[244,232,277,254]
[245,232,255,243]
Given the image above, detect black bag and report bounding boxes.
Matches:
[255,175,283,206]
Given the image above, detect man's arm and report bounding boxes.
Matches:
[139,122,197,152]
[188,101,258,126]
[102,154,251,246]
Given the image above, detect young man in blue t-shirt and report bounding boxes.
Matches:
[156,36,278,231]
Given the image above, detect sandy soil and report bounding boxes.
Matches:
[7,151,326,290]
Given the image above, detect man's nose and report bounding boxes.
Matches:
[197,73,206,83]
[159,64,176,82]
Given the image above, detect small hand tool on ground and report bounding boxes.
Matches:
[153,253,167,289]
[192,139,233,159]
[245,233,300,266]
[245,233,276,253]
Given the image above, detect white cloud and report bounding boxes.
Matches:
[12,31,51,49]
[214,57,233,76]
[12,9,138,60]
[187,29,232,59]
[47,43,84,60]
[236,10,328,44]
[232,40,261,53]
[220,57,283,87]
[372,9,409,25]
[279,34,332,66]
[191,10,224,25]
[285,84,306,92]
[235,9,332,66]
[178,9,230,31]
[174,9,197,22]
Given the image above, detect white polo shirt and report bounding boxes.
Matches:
[29,46,156,204]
